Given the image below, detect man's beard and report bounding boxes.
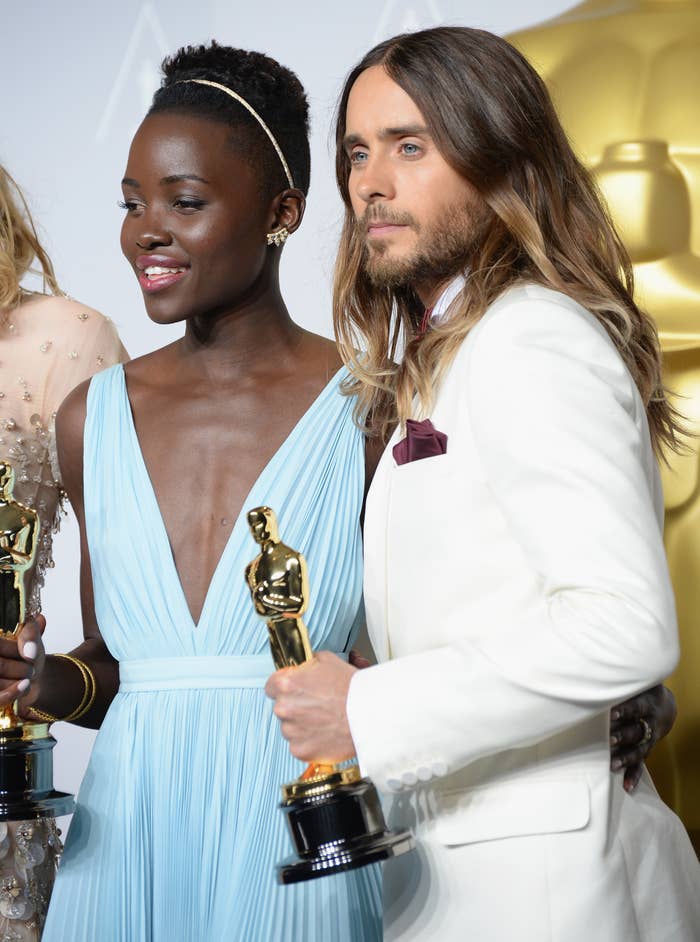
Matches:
[359,202,489,290]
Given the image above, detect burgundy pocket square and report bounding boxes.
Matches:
[393,418,448,466]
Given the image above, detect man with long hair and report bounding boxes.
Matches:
[266,27,700,940]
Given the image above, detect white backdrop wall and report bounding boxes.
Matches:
[3,0,574,815]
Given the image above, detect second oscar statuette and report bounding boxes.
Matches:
[245,505,414,884]
[0,461,74,820]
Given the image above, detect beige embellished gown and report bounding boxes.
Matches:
[0,293,126,941]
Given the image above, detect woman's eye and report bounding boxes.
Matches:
[118,199,140,213]
[173,198,206,212]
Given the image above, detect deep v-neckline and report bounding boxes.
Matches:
[118,364,345,631]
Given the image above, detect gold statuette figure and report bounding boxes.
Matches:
[0,462,38,638]
[245,506,413,883]
[508,0,700,853]
[0,460,40,729]
[245,506,313,671]
[245,507,328,781]
[0,461,73,818]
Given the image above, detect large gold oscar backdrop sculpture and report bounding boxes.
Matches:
[508,0,700,851]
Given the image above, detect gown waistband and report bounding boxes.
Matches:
[119,655,274,691]
[118,653,347,692]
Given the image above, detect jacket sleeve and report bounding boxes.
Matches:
[346,293,678,790]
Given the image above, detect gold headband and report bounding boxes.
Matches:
[176,78,295,189]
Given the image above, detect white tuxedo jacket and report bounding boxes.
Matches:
[347,284,700,941]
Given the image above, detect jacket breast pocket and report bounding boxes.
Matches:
[434,780,590,846]
[388,451,457,575]
[392,451,455,480]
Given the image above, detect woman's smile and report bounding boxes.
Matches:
[135,253,190,293]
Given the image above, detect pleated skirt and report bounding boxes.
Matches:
[42,687,382,941]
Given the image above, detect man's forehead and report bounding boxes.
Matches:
[345,65,426,136]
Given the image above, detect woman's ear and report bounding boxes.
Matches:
[267,188,306,238]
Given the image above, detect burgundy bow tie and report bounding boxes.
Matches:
[393,418,448,466]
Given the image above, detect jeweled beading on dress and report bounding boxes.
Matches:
[0,294,126,613]
[41,364,382,941]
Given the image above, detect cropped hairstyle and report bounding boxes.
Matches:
[149,42,310,198]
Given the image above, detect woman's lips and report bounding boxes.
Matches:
[137,265,189,293]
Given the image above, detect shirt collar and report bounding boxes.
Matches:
[430,273,467,324]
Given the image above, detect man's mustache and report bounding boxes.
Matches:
[357,208,419,236]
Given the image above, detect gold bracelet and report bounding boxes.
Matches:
[27,706,60,723]
[29,654,97,724]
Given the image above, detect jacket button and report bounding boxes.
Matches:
[386,777,403,792]
[401,771,418,786]
[431,760,448,777]
[416,766,433,782]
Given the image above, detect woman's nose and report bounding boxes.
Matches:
[131,206,173,251]
[135,226,172,251]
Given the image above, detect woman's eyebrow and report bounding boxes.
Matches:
[160,173,210,185]
[120,174,211,187]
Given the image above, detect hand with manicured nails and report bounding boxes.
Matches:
[0,615,46,713]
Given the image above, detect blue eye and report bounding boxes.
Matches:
[349,150,368,164]
[401,142,421,156]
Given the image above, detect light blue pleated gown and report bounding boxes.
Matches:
[43,364,381,941]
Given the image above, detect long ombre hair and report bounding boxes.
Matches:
[332,27,682,456]
[0,165,60,313]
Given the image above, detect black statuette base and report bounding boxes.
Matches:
[278,778,414,884]
[0,731,75,821]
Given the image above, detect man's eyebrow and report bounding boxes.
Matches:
[343,125,431,151]
[380,124,430,139]
[342,133,364,152]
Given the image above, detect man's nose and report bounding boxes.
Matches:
[354,154,395,204]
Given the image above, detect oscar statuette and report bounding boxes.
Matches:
[0,461,74,820]
[245,506,414,884]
